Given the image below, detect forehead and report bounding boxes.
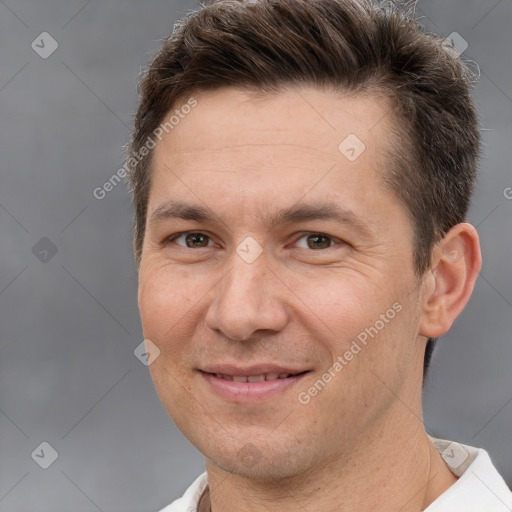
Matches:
[155,86,394,156]
[148,86,401,231]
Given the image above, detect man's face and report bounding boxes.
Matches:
[138,86,428,479]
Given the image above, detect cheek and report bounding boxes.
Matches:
[302,272,415,394]
[139,272,199,415]
[293,272,388,347]
[138,265,198,331]
[138,265,215,376]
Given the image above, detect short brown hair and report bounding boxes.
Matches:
[126,0,481,379]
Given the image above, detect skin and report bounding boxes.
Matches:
[137,86,482,512]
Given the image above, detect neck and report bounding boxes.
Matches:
[202,406,458,512]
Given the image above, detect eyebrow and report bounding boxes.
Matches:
[148,200,373,236]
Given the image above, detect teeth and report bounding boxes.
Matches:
[213,372,294,381]
[248,375,265,382]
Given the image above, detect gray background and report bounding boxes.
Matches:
[0,0,511,510]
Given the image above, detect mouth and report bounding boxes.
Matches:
[198,366,310,401]
[206,372,305,382]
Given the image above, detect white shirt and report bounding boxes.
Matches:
[159,436,512,511]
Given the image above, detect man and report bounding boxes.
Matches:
[126,0,512,510]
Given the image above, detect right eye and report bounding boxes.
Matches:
[164,231,215,249]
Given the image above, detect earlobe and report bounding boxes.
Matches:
[418,223,482,339]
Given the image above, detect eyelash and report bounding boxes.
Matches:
[163,231,344,250]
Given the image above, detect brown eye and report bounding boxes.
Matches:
[166,232,213,248]
[295,233,335,250]
[307,234,331,249]
[184,233,210,248]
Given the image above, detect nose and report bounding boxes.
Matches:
[204,252,290,341]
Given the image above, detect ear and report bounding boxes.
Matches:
[418,223,482,339]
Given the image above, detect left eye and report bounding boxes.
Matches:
[294,233,339,250]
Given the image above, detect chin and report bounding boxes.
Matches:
[205,440,314,482]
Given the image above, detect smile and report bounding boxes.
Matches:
[199,369,309,401]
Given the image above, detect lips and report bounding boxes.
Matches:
[199,365,310,401]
